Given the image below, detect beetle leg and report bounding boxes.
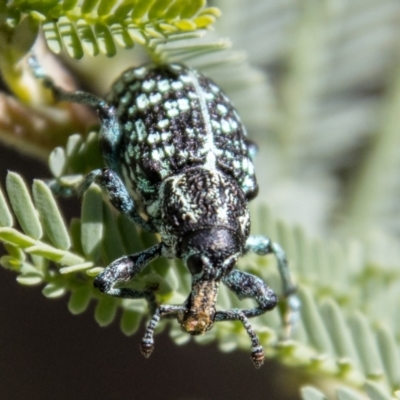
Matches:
[29,55,156,230]
[140,304,185,358]
[94,243,162,312]
[245,236,301,336]
[28,55,111,115]
[222,269,278,316]
[217,269,278,368]
[28,55,121,171]
[47,167,157,231]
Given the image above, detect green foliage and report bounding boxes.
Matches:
[0,0,220,60]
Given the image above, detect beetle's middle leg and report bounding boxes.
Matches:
[245,236,301,336]
[49,165,156,231]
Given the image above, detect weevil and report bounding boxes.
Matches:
[29,56,300,368]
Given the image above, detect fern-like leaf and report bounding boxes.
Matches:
[1,0,221,60]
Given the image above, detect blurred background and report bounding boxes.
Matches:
[2,0,400,398]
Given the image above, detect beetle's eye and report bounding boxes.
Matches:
[187,255,203,275]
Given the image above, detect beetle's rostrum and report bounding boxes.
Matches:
[29,56,300,368]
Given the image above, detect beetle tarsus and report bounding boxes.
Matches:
[251,348,265,369]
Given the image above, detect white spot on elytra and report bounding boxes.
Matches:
[158,119,169,129]
[233,160,241,170]
[217,104,228,115]
[157,79,170,92]
[164,145,175,156]
[161,132,171,141]
[217,205,228,222]
[247,162,255,174]
[180,150,188,159]
[172,81,184,90]
[230,118,238,130]
[221,119,231,133]
[185,127,195,137]
[136,94,149,110]
[224,151,234,160]
[164,101,177,110]
[167,108,179,118]
[204,92,214,100]
[142,79,155,92]
[178,98,190,111]
[151,149,163,161]
[211,120,221,130]
[150,92,162,104]
[147,133,160,144]
[205,152,216,169]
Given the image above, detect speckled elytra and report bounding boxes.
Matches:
[29,57,300,368]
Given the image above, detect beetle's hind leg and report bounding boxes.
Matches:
[28,55,111,114]
[28,55,121,172]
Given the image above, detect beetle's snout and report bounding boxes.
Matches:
[180,310,214,335]
[178,280,218,335]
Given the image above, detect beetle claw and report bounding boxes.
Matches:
[140,341,154,359]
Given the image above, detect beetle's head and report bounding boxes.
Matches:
[178,227,242,335]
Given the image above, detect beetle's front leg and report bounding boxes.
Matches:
[217,269,278,368]
[222,269,278,318]
[245,236,301,336]
[94,243,163,312]
[140,304,185,358]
